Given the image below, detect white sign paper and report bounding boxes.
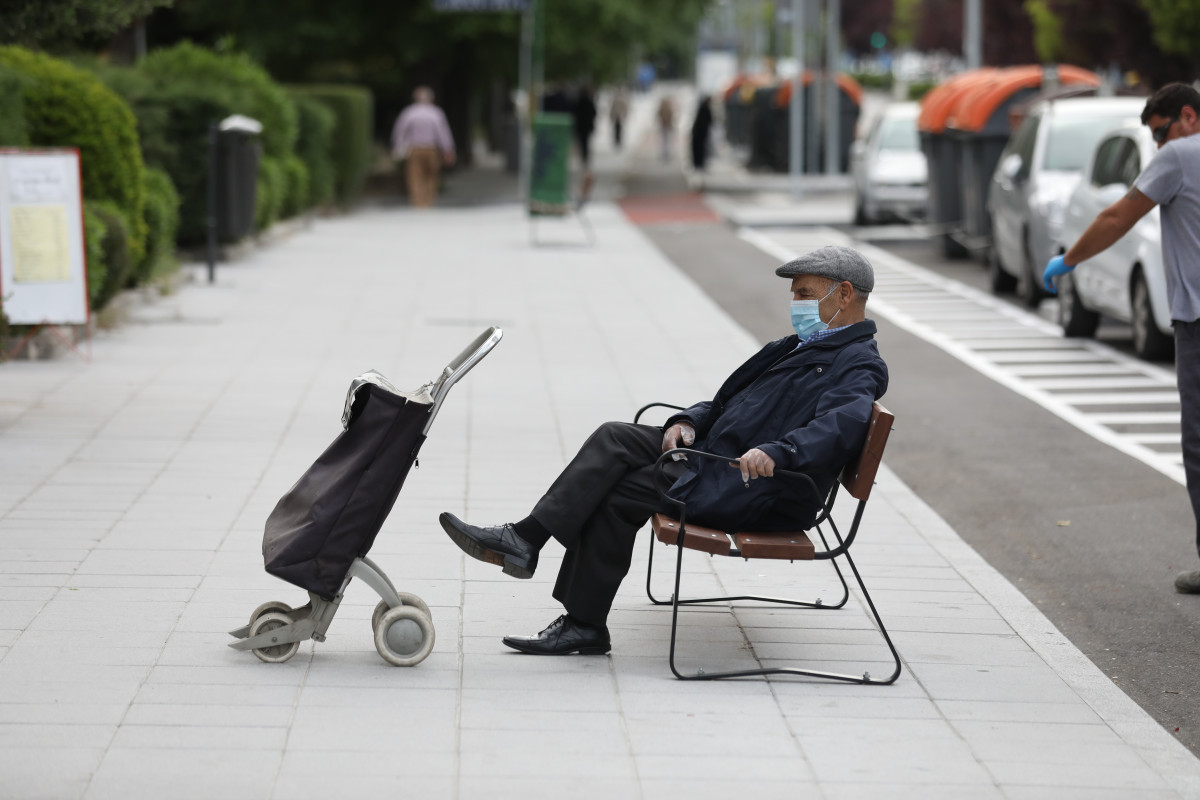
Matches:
[0,150,89,325]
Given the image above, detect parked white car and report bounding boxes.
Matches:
[851,102,927,225]
[988,96,1146,306]
[1053,123,1174,361]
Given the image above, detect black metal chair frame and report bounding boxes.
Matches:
[633,401,902,684]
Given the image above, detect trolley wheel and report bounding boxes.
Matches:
[249,611,300,664]
[372,593,432,631]
[248,600,292,628]
[374,606,435,667]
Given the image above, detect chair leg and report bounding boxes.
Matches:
[664,540,903,684]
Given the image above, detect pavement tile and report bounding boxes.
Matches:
[0,746,105,800]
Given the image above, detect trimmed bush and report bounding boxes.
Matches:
[289,90,336,207]
[82,203,107,311]
[0,65,28,146]
[101,43,305,243]
[139,43,298,159]
[255,155,286,231]
[290,84,373,206]
[0,46,147,264]
[133,167,181,285]
[90,202,132,311]
[279,155,309,219]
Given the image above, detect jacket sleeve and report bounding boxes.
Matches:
[665,402,714,438]
[756,353,887,473]
[664,338,790,439]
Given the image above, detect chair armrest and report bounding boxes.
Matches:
[634,402,687,425]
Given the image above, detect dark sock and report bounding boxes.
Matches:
[512,516,552,548]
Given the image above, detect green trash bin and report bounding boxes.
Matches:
[529,113,571,216]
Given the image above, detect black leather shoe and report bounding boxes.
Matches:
[502,615,611,655]
[439,512,538,579]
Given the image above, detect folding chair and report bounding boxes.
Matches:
[635,401,901,683]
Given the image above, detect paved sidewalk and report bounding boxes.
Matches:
[2,198,1200,799]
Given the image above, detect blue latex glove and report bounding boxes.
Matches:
[1042,255,1075,294]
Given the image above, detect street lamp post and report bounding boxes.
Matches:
[789,0,805,196]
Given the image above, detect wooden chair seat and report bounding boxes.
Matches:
[651,514,816,560]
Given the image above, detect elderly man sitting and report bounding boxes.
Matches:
[440,245,889,655]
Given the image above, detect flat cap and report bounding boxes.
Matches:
[775,245,874,293]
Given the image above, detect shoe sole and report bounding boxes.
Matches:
[440,514,535,579]
[502,639,611,656]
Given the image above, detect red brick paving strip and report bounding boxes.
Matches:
[617,193,720,226]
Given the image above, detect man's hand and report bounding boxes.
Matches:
[1042,254,1075,294]
[731,448,775,483]
[662,423,695,453]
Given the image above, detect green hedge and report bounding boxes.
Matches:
[289,90,336,207]
[290,84,373,206]
[134,167,181,285]
[139,43,298,158]
[96,44,306,244]
[86,201,132,312]
[0,65,28,146]
[279,155,309,219]
[82,204,107,311]
[255,155,286,231]
[0,46,147,267]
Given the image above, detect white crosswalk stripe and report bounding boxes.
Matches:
[739,226,1185,487]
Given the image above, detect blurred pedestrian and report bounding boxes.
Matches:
[1042,82,1200,594]
[572,84,597,169]
[657,95,675,162]
[609,87,629,150]
[390,86,456,208]
[690,94,713,171]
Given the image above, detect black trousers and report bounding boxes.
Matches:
[530,421,686,627]
[1177,321,1200,559]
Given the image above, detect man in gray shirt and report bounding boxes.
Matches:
[1043,82,1200,594]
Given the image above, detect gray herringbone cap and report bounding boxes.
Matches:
[775,245,874,293]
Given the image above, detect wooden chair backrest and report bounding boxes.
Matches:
[838,402,894,502]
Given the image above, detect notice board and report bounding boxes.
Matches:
[0,150,89,325]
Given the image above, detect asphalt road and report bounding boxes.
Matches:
[623,201,1200,757]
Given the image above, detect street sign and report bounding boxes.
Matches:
[433,0,529,10]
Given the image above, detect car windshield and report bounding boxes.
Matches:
[1043,114,1136,171]
[877,116,919,151]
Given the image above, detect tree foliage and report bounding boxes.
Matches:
[0,0,173,45]
[1139,0,1200,71]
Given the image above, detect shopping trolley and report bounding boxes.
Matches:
[229,327,503,666]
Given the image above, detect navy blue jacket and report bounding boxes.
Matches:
[664,320,888,532]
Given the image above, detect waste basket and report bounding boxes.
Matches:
[772,72,862,174]
[947,64,1099,258]
[918,69,999,258]
[723,75,762,148]
[216,115,262,242]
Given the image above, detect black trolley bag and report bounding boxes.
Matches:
[229,327,503,666]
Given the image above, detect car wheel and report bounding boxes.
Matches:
[1131,268,1175,361]
[988,244,1017,294]
[1016,234,1047,308]
[1057,273,1100,338]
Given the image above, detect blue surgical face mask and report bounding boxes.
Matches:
[790,283,840,340]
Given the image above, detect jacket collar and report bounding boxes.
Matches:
[784,318,877,351]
